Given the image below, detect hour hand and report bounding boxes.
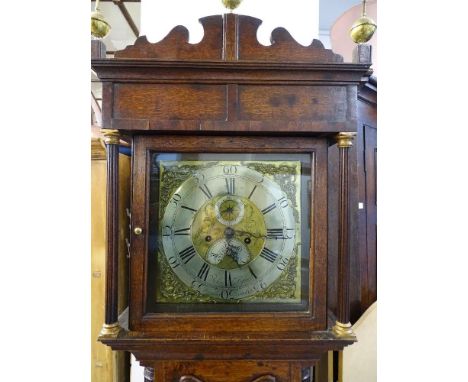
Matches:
[225,240,250,265]
[207,251,225,265]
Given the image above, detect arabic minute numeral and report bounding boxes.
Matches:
[278,196,289,208]
[195,173,206,183]
[277,257,289,271]
[223,165,238,174]
[171,193,182,205]
[220,289,232,299]
[191,280,203,291]
[162,226,172,237]
[167,256,180,269]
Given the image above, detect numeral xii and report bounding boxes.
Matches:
[225,177,235,195]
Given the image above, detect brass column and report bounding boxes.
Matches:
[99,129,123,337]
[332,132,357,338]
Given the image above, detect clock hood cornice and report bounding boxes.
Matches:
[92,14,371,78]
[91,59,371,86]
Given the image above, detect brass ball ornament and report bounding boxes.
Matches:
[222,0,243,11]
[349,15,377,44]
[349,0,377,44]
[91,0,111,39]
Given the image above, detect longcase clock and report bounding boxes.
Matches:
[92,12,371,382]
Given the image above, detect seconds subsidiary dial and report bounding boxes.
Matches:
[161,164,296,301]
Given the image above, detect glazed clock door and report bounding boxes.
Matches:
[129,135,328,333]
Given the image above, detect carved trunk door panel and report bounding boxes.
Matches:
[152,361,297,382]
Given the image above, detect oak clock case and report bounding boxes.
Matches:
[148,152,311,313]
[93,11,371,381]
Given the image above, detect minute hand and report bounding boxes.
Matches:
[233,229,266,239]
[234,229,294,239]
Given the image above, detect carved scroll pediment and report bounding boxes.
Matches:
[114,14,343,63]
[115,15,224,60]
[237,16,343,63]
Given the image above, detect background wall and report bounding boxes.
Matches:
[91,0,367,53]
[141,0,319,46]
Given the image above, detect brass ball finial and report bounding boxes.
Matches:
[91,0,111,39]
[349,0,377,44]
[222,0,243,12]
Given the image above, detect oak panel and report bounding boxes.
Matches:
[238,86,347,122]
[113,84,228,121]
[156,361,291,382]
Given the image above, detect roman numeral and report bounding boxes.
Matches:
[266,228,284,239]
[179,246,196,264]
[224,270,232,287]
[199,184,213,199]
[261,203,276,215]
[174,227,190,236]
[248,185,257,199]
[225,177,235,195]
[266,228,294,240]
[197,263,210,281]
[181,205,197,213]
[260,247,279,263]
[248,266,257,279]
